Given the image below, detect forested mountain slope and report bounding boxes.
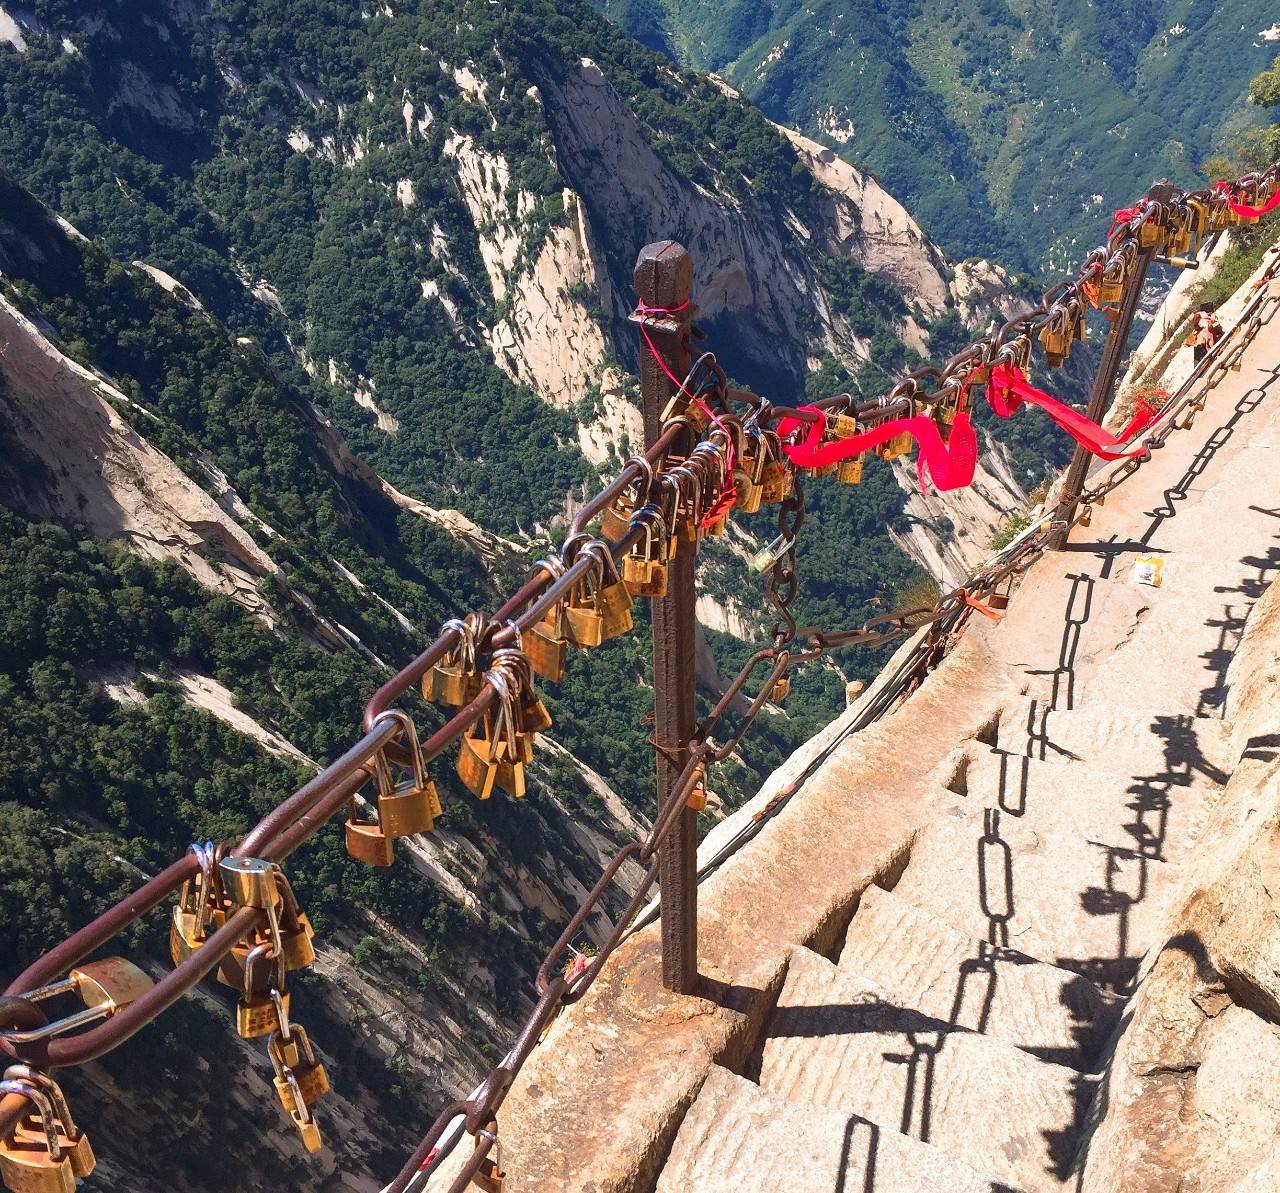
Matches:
[0,1,1051,1187]
[601,0,1279,268]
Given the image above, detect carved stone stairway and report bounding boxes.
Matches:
[659,688,1232,1192]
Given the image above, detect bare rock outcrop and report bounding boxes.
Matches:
[0,293,277,615]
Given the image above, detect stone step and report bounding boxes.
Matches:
[955,746,1219,865]
[658,1066,1025,1193]
[993,697,1234,782]
[759,948,1089,1193]
[838,885,1122,1070]
[893,798,1176,992]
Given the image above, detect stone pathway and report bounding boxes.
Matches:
[656,304,1280,1189]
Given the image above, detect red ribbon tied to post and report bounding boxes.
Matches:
[985,363,1158,460]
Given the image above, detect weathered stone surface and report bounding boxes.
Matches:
[658,1066,1023,1193]
[838,885,1121,1068]
[893,797,1177,992]
[758,948,1088,1193]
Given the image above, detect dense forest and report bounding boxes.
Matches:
[601,0,1279,268]
[0,0,1027,1185]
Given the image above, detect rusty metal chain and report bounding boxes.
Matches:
[3,163,1279,1193]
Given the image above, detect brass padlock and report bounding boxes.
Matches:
[759,457,793,505]
[527,603,568,683]
[685,762,708,812]
[371,711,440,838]
[67,958,154,1019]
[219,856,282,910]
[423,616,483,708]
[735,437,765,514]
[564,546,632,648]
[237,955,290,1040]
[1038,318,1070,368]
[1137,218,1163,250]
[344,815,395,866]
[770,674,791,705]
[1097,262,1126,304]
[0,1072,93,1193]
[837,455,864,485]
[874,431,914,461]
[474,1157,506,1193]
[456,713,499,800]
[269,1026,329,1153]
[622,516,669,598]
[600,493,636,543]
[170,847,228,968]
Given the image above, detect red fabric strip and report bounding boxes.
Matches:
[1213,181,1280,219]
[777,406,978,493]
[985,364,1158,460]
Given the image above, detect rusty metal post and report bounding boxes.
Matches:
[632,240,699,994]
[1050,181,1177,548]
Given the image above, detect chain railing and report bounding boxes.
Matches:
[0,162,1278,1193]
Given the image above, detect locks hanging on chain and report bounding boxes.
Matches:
[0,1069,94,1193]
[268,1025,330,1153]
[217,857,295,1038]
[1097,258,1127,305]
[456,660,535,800]
[1137,215,1164,250]
[734,433,765,514]
[171,841,227,968]
[622,510,669,598]
[423,615,484,708]
[823,414,863,484]
[345,711,441,868]
[874,428,914,461]
[1038,310,1071,368]
[563,542,633,649]
[3,959,154,1051]
[758,436,794,506]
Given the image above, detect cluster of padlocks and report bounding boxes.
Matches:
[172,850,329,1150]
[1,959,154,1188]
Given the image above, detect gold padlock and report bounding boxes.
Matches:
[758,456,793,505]
[874,431,914,461]
[837,455,864,485]
[456,708,499,801]
[527,611,568,684]
[735,437,765,514]
[1137,218,1163,250]
[600,492,636,543]
[685,762,708,812]
[219,856,282,911]
[371,711,440,838]
[770,674,791,705]
[423,616,483,708]
[269,1026,329,1153]
[1038,318,1070,367]
[1097,261,1126,304]
[237,956,290,1040]
[344,815,395,866]
[564,545,632,648]
[622,516,669,598]
[0,1072,93,1193]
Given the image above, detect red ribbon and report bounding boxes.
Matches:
[1212,181,1280,219]
[986,363,1158,460]
[777,406,978,493]
[633,298,737,524]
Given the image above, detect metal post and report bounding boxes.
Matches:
[632,240,699,994]
[1050,181,1177,548]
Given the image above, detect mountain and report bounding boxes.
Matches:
[0,1,1055,1188]
[600,0,1280,269]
